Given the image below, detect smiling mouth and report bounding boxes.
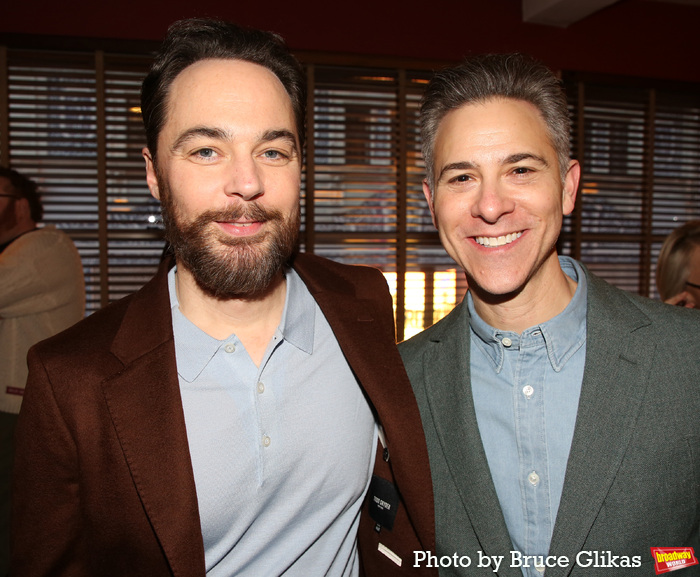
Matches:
[475,232,523,247]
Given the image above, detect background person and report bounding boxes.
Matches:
[0,166,85,575]
[656,219,700,308]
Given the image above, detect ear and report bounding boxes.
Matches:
[422,179,438,229]
[143,148,160,201]
[562,159,580,216]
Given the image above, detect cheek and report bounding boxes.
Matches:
[433,194,469,227]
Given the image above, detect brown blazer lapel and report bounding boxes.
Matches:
[293,253,436,553]
[101,262,206,577]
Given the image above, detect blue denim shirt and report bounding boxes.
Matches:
[469,256,588,577]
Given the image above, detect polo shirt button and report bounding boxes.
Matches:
[523,385,534,398]
[224,344,236,353]
[257,382,265,394]
[262,435,271,447]
[528,471,540,486]
[502,337,512,347]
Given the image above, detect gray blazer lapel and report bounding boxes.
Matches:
[420,301,520,575]
[547,270,655,577]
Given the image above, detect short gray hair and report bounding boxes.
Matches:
[420,53,571,190]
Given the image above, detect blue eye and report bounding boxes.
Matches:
[196,148,215,158]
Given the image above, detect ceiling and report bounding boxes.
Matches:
[523,0,700,27]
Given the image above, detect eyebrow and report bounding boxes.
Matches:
[436,153,549,183]
[261,129,299,155]
[437,161,476,183]
[170,126,299,155]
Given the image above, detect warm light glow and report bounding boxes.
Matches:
[434,271,457,324]
[315,190,344,199]
[582,181,599,194]
[354,76,394,82]
[383,269,458,340]
[129,107,142,114]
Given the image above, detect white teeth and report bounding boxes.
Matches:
[475,232,522,247]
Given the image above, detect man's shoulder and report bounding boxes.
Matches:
[33,267,167,362]
[585,266,700,334]
[399,299,466,359]
[294,252,385,279]
[5,225,74,253]
[33,290,135,359]
[292,252,387,296]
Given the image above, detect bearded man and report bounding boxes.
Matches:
[10,19,435,577]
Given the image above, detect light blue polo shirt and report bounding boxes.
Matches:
[168,267,378,576]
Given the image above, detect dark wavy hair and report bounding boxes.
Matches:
[140,18,306,163]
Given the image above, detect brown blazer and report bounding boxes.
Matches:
[11,252,436,577]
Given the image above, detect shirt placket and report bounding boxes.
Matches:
[513,332,551,577]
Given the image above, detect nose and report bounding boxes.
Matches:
[470,177,515,224]
[224,156,264,200]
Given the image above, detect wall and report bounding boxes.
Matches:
[1,0,700,82]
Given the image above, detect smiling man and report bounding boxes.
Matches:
[11,19,435,577]
[400,54,700,576]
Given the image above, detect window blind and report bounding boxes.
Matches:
[562,77,700,298]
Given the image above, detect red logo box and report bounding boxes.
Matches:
[650,547,699,574]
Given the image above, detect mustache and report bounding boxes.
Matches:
[193,202,284,226]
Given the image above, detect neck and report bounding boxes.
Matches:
[470,258,577,334]
[174,264,287,366]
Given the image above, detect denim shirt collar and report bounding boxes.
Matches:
[468,256,588,373]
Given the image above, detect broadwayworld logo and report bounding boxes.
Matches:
[650,547,699,574]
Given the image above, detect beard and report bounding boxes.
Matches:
[159,180,300,300]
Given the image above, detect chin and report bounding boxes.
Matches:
[469,276,526,300]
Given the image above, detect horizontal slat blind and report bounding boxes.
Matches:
[563,78,700,297]
[6,50,102,311]
[311,67,398,247]
[104,54,163,302]
[3,45,698,331]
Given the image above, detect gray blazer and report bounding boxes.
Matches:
[400,265,700,576]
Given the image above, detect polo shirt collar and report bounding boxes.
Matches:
[168,265,315,383]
